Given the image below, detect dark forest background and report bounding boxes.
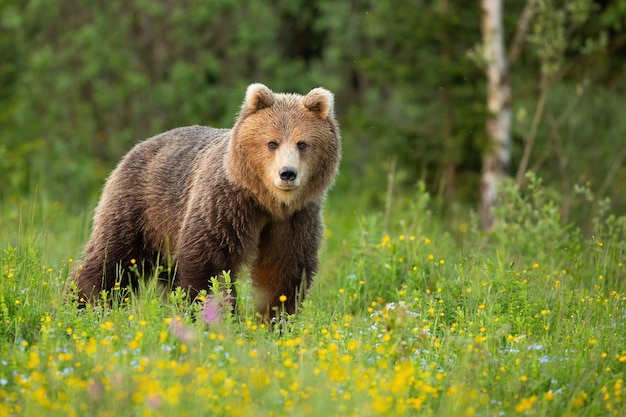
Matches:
[1,0,625,230]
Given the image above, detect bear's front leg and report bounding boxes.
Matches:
[252,205,323,316]
[176,221,241,307]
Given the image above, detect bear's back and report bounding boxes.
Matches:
[104,126,232,248]
[138,125,229,156]
[122,125,229,173]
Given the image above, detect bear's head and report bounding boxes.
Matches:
[227,83,341,218]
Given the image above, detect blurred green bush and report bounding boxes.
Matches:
[0,0,624,226]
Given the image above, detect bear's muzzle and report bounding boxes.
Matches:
[276,166,300,190]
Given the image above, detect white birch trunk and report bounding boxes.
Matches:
[480,0,512,231]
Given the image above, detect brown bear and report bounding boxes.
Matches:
[72,83,341,316]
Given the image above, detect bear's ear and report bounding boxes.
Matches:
[303,88,334,119]
[244,83,275,112]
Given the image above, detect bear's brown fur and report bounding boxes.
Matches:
[72,83,341,315]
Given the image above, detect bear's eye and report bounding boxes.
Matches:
[268,141,279,150]
[297,142,308,151]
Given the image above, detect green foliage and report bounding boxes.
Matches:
[510,0,626,225]
[1,0,626,223]
[315,0,485,203]
[529,0,601,76]
[490,172,578,260]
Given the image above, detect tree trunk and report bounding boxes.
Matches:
[480,0,512,231]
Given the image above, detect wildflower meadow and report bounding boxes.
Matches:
[1,177,625,417]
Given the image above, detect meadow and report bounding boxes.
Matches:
[1,176,625,417]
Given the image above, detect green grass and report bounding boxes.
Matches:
[1,180,625,416]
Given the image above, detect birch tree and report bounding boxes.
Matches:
[479,0,512,231]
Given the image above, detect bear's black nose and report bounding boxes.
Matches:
[279,167,298,182]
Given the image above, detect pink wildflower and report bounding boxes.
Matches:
[200,297,223,326]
